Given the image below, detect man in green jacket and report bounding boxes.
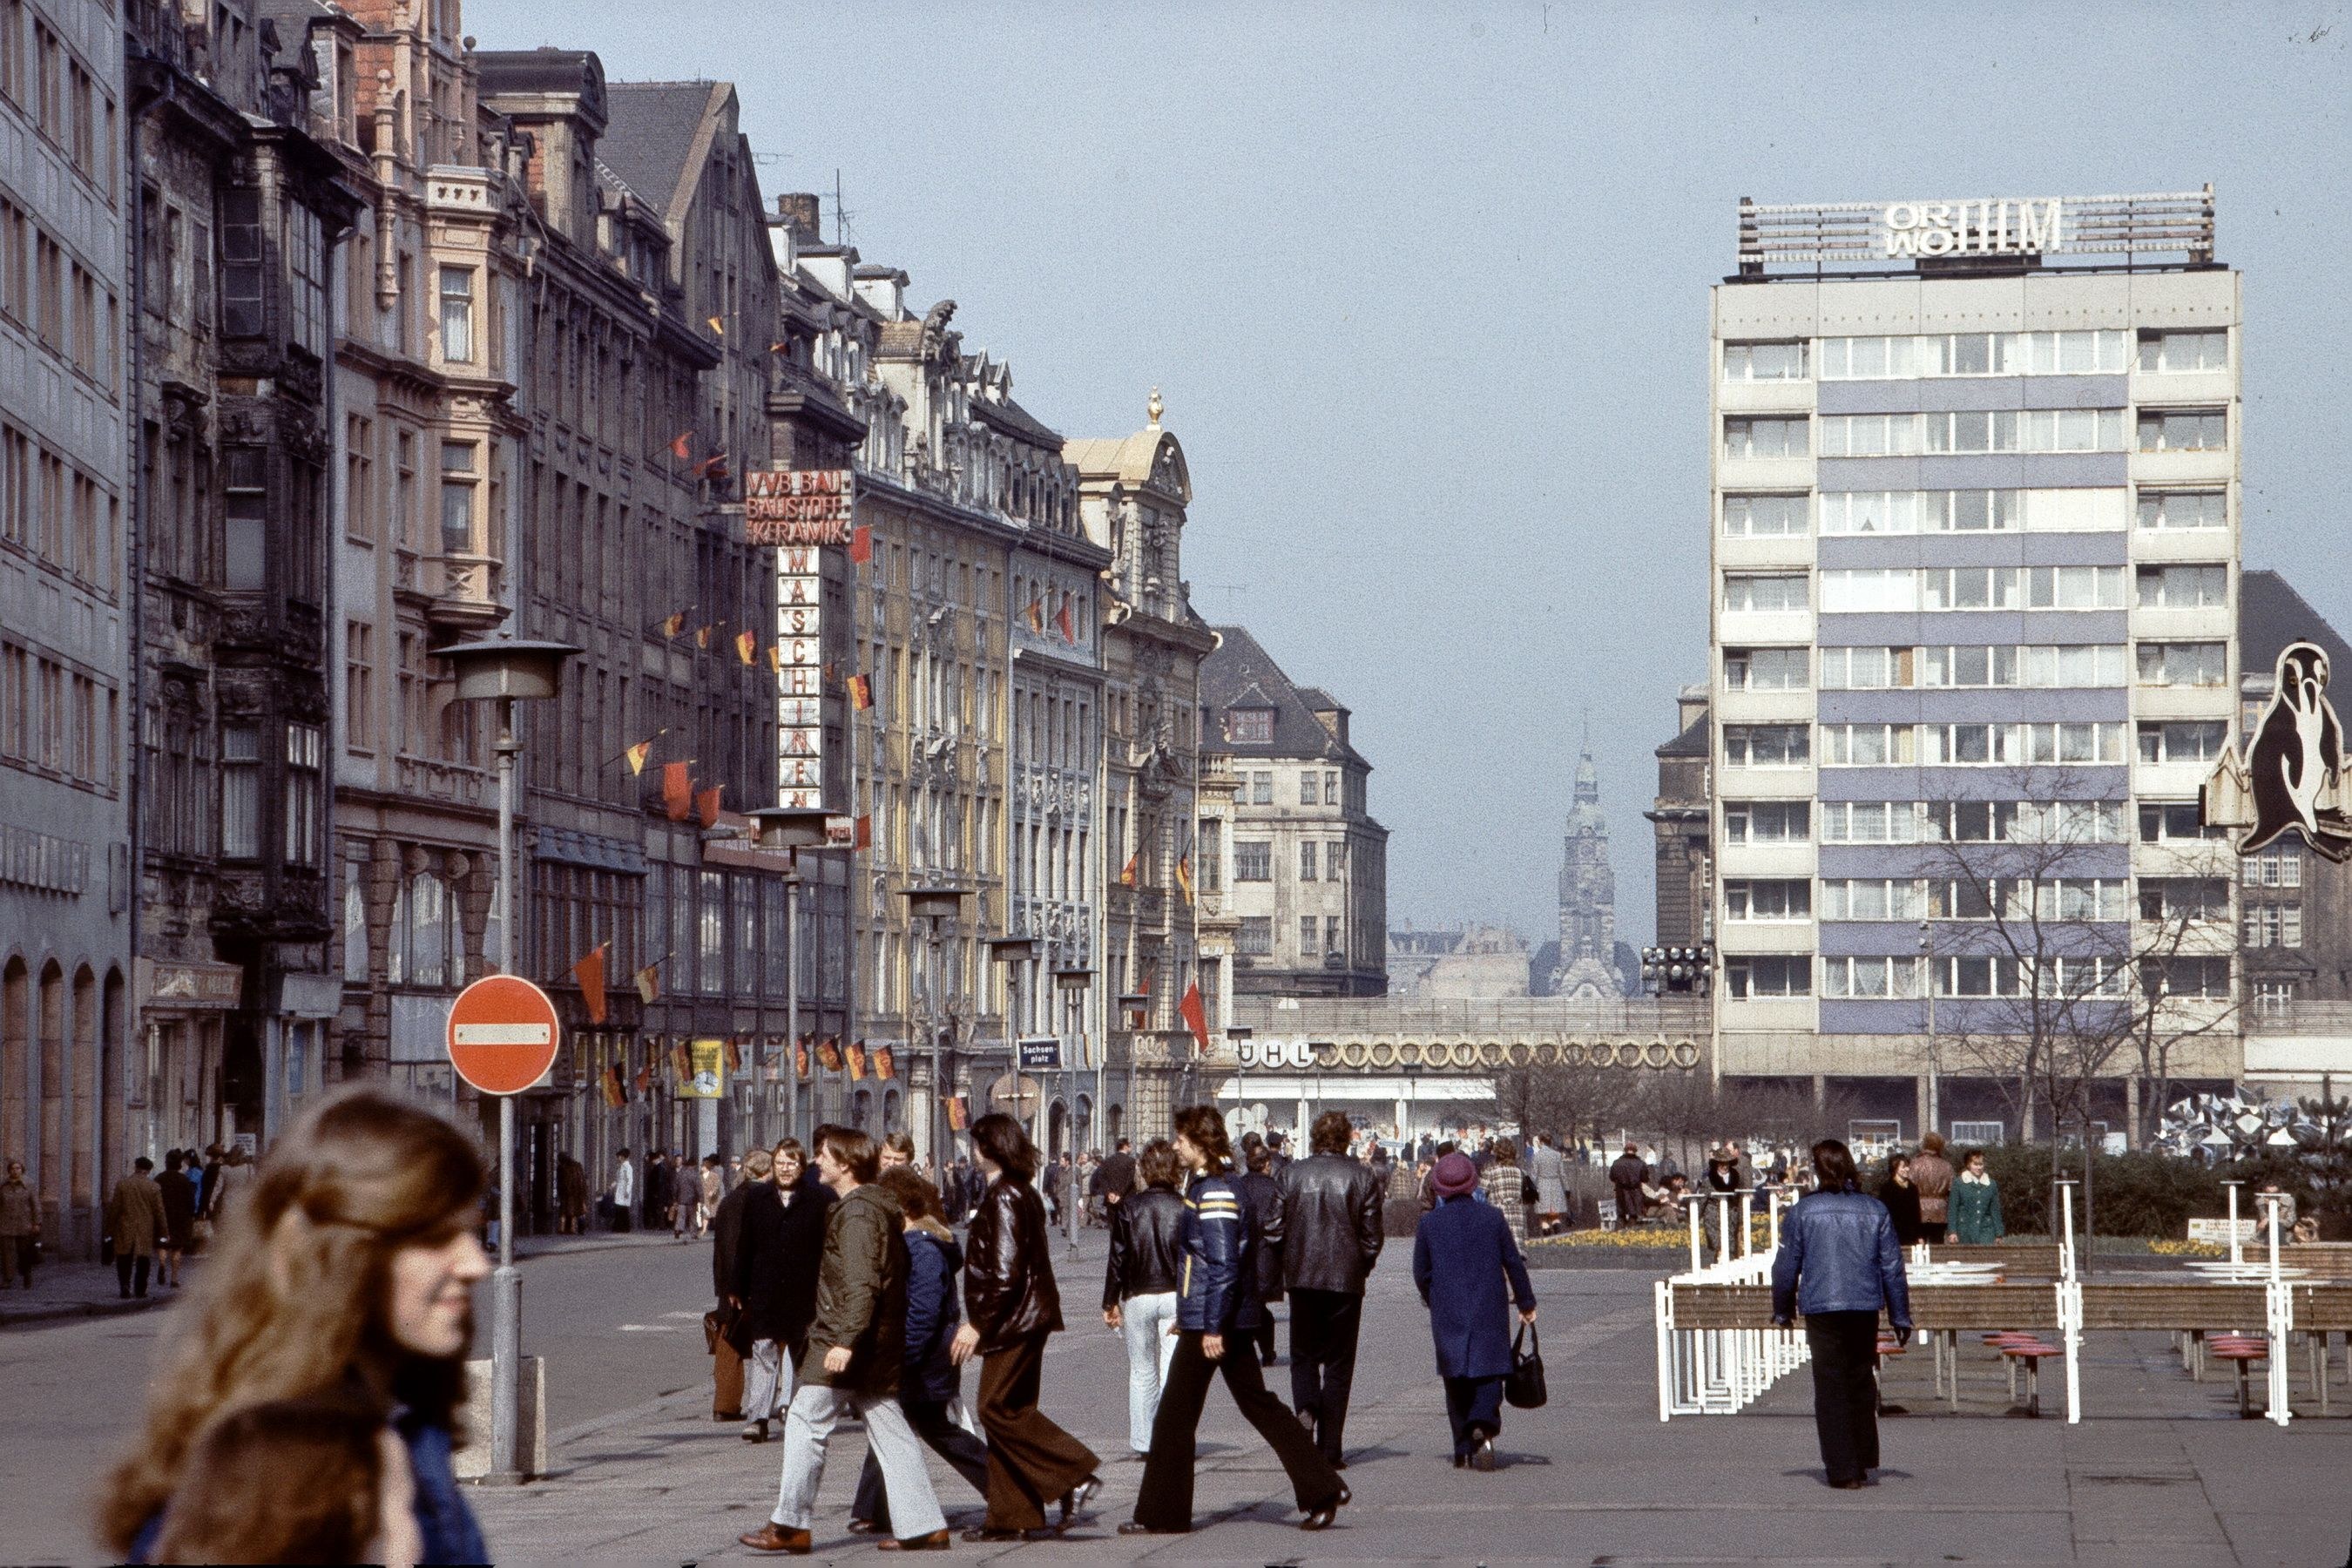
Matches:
[739,1127,948,1555]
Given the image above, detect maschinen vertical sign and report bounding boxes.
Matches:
[775,540,825,811]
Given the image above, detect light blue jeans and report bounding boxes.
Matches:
[770,1383,945,1537]
[1120,1289,1180,1453]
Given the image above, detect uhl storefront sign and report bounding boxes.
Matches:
[1882,199,2063,259]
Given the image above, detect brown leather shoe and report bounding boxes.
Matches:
[876,1529,951,1551]
[738,1522,813,1554]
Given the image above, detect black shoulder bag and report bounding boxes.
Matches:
[1505,1321,1547,1409]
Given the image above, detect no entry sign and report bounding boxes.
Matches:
[446,975,562,1096]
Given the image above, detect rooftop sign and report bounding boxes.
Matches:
[1738,188,2213,274]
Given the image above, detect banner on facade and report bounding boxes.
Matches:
[745,469,854,546]
[687,1038,727,1099]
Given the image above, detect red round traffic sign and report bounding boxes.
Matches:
[446,975,562,1096]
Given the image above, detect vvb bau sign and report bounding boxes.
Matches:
[1882,199,2062,259]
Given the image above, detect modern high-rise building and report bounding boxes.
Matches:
[1712,190,2243,1145]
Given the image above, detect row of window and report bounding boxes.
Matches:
[0,419,118,590]
[1730,875,2152,923]
[1231,839,1352,882]
[1725,408,2226,461]
[0,639,116,793]
[0,3,118,201]
[0,194,120,390]
[1235,914,1348,958]
[1726,720,2134,768]
[1731,640,2227,693]
[1726,329,2227,384]
[1725,952,2233,1000]
[1726,488,2227,537]
[1727,564,2227,615]
[1725,797,2229,847]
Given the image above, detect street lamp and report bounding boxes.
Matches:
[436,633,578,1487]
[751,808,830,1146]
[1057,967,1094,1256]
[900,884,970,1171]
[988,937,1040,1146]
[1224,1024,1254,1132]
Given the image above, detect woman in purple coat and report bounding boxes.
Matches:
[1410,1152,1537,1470]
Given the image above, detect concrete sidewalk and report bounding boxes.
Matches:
[0,1257,193,1328]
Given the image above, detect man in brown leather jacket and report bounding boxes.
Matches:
[1909,1133,1954,1245]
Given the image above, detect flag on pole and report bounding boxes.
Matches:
[1174,854,1194,903]
[660,610,688,639]
[695,623,718,650]
[696,785,724,828]
[946,1096,969,1132]
[817,1037,844,1073]
[670,1039,693,1084]
[706,314,726,336]
[849,525,873,564]
[624,739,653,776]
[1179,980,1210,1055]
[846,1041,868,1081]
[794,1036,812,1078]
[1055,591,1076,644]
[572,943,609,1024]
[635,960,661,1005]
[767,642,783,672]
[848,673,873,711]
[1024,597,1046,633]
[602,1064,627,1107]
[670,430,692,461]
[872,1045,896,1080]
[723,1037,743,1073]
[1119,851,1138,888]
[632,1062,652,1094]
[662,762,693,821]
[735,629,758,666]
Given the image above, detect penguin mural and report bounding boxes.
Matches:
[2234,640,2352,862]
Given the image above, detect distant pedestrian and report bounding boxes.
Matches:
[98,1088,491,1564]
[609,1148,635,1233]
[669,1151,694,1240]
[735,1128,949,1554]
[0,1158,37,1288]
[952,1114,1100,1542]
[201,1145,251,1225]
[1239,1143,1286,1367]
[105,1157,168,1299]
[1481,1137,1530,1244]
[1909,1133,1954,1245]
[1280,1110,1385,1469]
[156,1152,196,1289]
[180,1150,206,1220]
[557,1152,588,1235]
[1103,1140,1186,1458]
[1525,1134,1571,1236]
[709,1147,773,1425]
[1412,1152,1537,1471]
[1878,1154,1923,1247]
[1771,1139,1911,1490]
[1701,1146,1743,1260]
[699,1156,723,1240]
[1609,1142,1646,1229]
[1124,1105,1345,1538]
[1949,1150,2004,1245]
[1093,1137,1137,1221]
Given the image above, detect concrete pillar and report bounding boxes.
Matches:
[1914,1075,1930,1146]
[1811,1074,1827,1110]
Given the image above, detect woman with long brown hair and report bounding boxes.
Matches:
[98,1088,492,1564]
[950,1112,1100,1541]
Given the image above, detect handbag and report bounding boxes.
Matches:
[1504,1321,1547,1409]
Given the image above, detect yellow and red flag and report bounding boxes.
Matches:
[1174,854,1194,903]
[660,610,688,639]
[872,1046,896,1080]
[625,739,653,776]
[817,1037,844,1073]
[736,629,758,666]
[845,1041,868,1081]
[602,1064,627,1107]
[946,1096,969,1132]
[1119,852,1138,888]
[848,673,873,711]
[635,961,661,1005]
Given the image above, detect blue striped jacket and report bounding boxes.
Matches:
[1175,1170,1259,1332]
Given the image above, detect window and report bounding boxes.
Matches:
[2017,409,2124,453]
[1922,566,2020,611]
[1725,954,1810,998]
[2244,903,2303,950]
[1820,879,1923,920]
[220,723,260,858]
[284,724,321,866]
[1724,879,1810,920]
[1238,916,1272,957]
[2013,800,2126,843]
[2139,878,2228,922]
[219,187,262,337]
[1250,771,1271,805]
[1820,723,1912,765]
[1723,724,1808,767]
[1921,646,2018,688]
[2015,329,2132,374]
[2136,491,2226,531]
[1300,771,1319,806]
[1937,955,2024,998]
[1324,770,1338,804]
[2031,879,2130,921]
[1722,341,1808,381]
[1721,494,1808,537]
[1925,333,2006,375]
[222,448,266,589]
[1299,916,1318,953]
[1299,841,1317,880]
[1936,490,2018,532]
[1723,573,1808,612]
[2021,489,2129,532]
[1924,801,2018,843]
[2242,847,2302,889]
[2135,564,2228,609]
[438,267,475,362]
[2138,329,2227,373]
[1819,646,1913,690]
[1821,801,1925,843]
[2138,801,2223,843]
[2154,956,2231,999]
[1819,491,1922,535]
[1722,647,1808,690]
[2020,645,2126,687]
[1233,841,1272,882]
[1326,915,1343,955]
[1225,707,1273,745]
[288,205,327,355]
[2255,979,2296,1020]
[1722,801,1808,844]
[2138,409,2227,452]
[1723,416,1807,459]
[1923,410,2020,454]
[1821,956,1925,998]
[2017,721,2126,764]
[2138,720,2227,764]
[1327,839,1348,877]
[1818,568,1918,614]
[1816,335,1919,380]
[2137,641,2227,687]
[1818,413,1919,457]
[699,870,726,995]
[2021,565,2126,609]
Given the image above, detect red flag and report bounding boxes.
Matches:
[632,1063,651,1094]
[849,524,873,564]
[854,814,872,850]
[872,1046,896,1080]
[735,629,758,666]
[572,943,609,1025]
[1055,592,1076,644]
[696,784,724,828]
[1119,852,1137,888]
[1179,981,1210,1055]
[662,761,693,821]
[670,430,692,461]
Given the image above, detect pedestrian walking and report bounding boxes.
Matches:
[1525,1134,1571,1236]
[1701,1145,1742,1260]
[201,1144,251,1225]
[1103,1139,1186,1458]
[733,1139,836,1442]
[709,1147,774,1424]
[1949,1150,2004,1245]
[736,1127,950,1555]
[848,1168,993,1538]
[104,1157,169,1299]
[1094,1137,1137,1220]
[1770,1139,1912,1490]
[1239,1142,1286,1367]
[1608,1142,1646,1229]
[0,1158,37,1288]
[950,1113,1100,1542]
[155,1151,196,1289]
[557,1152,588,1236]
[1280,1109,1385,1469]
[609,1148,635,1233]
[669,1151,695,1240]
[1123,1105,1346,1538]
[98,1088,491,1564]
[1878,1153,1923,1247]
[1480,1137,1531,1244]
[698,1155,723,1240]
[1909,1132,1954,1245]
[1412,1152,1537,1471]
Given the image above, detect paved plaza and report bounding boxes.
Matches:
[7,1232,2348,1565]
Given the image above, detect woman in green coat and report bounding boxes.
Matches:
[1947,1150,2004,1245]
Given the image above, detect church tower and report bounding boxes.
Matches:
[1551,734,1625,999]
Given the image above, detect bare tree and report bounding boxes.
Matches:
[1494,1055,1644,1153]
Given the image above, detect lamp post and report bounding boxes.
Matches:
[1057,967,1094,1256]
[436,634,578,1486]
[1224,1024,1253,1132]
[1918,919,1939,1144]
[988,937,1039,1146]
[901,884,970,1171]
[750,808,830,1146]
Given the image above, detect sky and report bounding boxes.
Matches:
[470,0,2352,948]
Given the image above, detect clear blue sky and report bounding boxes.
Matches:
[467,0,2352,947]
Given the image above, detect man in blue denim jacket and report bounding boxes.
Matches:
[1770,1139,1912,1489]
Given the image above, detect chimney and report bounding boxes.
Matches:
[775,193,821,239]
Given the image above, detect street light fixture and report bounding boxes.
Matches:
[1055,965,1093,1258]
[435,633,579,1487]
[751,808,830,1146]
[900,884,970,1170]
[987,937,1040,1146]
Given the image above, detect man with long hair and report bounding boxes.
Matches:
[1770,1139,1913,1490]
[1280,1109,1385,1468]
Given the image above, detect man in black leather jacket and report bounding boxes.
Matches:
[1239,1144,1287,1367]
[1278,1111,1385,1467]
[1101,1140,1188,1456]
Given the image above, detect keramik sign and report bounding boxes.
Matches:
[1882,198,2062,258]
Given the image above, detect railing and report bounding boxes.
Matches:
[1231,994,1713,1035]
[434,552,503,608]
[395,755,491,809]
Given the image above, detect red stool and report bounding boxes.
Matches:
[2207,1339,2268,1419]
[1998,1342,2062,1418]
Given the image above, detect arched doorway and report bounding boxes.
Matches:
[882,1087,903,1133]
[1045,1098,1067,1163]
[101,970,124,1180]
[37,963,63,1216]
[1074,1093,1093,1157]
[852,1088,875,1133]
